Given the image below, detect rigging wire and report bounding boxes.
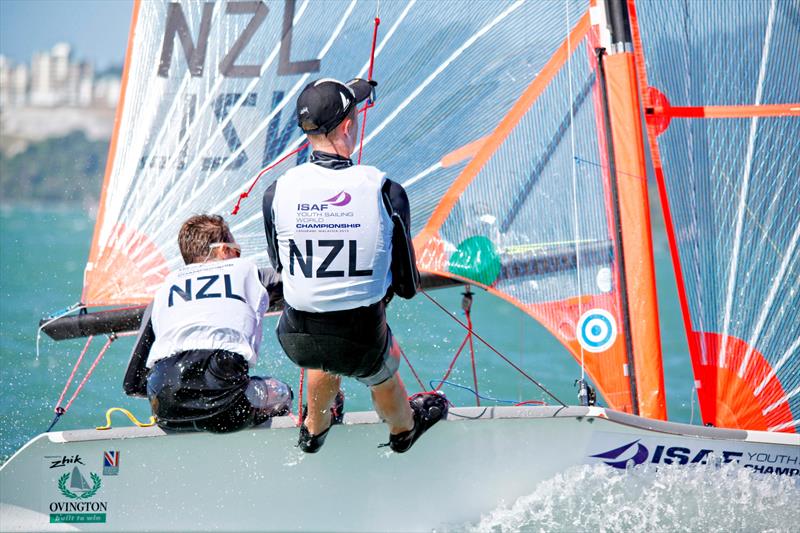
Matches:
[463,288,481,407]
[429,380,546,407]
[420,289,568,408]
[565,0,586,383]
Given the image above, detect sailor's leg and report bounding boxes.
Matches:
[371,373,414,434]
[358,333,414,434]
[304,369,341,435]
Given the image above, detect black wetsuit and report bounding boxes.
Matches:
[262,151,420,383]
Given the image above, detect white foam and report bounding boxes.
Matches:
[461,462,800,532]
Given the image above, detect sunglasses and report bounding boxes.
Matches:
[208,242,241,257]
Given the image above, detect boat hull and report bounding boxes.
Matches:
[1,406,797,532]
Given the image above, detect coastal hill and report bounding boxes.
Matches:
[0,129,108,204]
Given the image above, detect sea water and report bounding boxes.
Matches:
[462,462,800,532]
[1,205,795,531]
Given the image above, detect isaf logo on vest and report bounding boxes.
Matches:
[297,190,352,211]
[290,189,370,279]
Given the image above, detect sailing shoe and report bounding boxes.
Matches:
[388,392,449,453]
[297,391,345,453]
[297,424,331,453]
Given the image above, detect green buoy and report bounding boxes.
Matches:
[447,235,502,286]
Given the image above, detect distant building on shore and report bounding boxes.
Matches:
[0,43,120,110]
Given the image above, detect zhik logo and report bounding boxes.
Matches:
[591,439,649,469]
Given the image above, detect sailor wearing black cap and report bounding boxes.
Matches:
[263,78,448,453]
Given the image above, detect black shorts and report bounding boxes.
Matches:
[146,349,292,433]
[276,300,401,386]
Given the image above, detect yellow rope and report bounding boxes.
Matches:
[95,407,156,430]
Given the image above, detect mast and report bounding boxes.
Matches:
[595,48,639,415]
[594,0,666,419]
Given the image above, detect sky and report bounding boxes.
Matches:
[0,0,133,70]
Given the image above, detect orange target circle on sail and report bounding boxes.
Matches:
[577,309,618,353]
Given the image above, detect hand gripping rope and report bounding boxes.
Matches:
[231,15,382,216]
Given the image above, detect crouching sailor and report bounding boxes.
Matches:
[263,77,448,453]
[123,214,292,433]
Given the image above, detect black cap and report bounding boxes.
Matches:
[297,78,377,134]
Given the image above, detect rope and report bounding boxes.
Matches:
[421,290,568,408]
[232,13,382,214]
[231,142,309,215]
[95,407,156,430]
[430,380,547,407]
[47,335,117,432]
[434,334,470,391]
[54,335,94,411]
[296,368,306,427]
[357,16,381,165]
[398,344,426,391]
[465,302,480,407]
[62,337,114,413]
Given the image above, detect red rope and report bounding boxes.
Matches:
[398,344,426,391]
[466,310,480,407]
[357,17,381,165]
[296,368,305,427]
[434,333,470,391]
[420,289,567,407]
[231,142,309,215]
[58,336,115,414]
[54,335,94,413]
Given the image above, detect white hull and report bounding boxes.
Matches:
[1,406,797,532]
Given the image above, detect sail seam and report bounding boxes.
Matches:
[361,1,525,147]
[719,0,776,368]
[754,337,800,396]
[739,219,800,378]
[129,0,312,238]
[419,11,591,238]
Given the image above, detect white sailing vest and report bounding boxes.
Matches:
[147,258,268,368]
[272,163,393,312]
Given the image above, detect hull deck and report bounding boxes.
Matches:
[1,406,797,531]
